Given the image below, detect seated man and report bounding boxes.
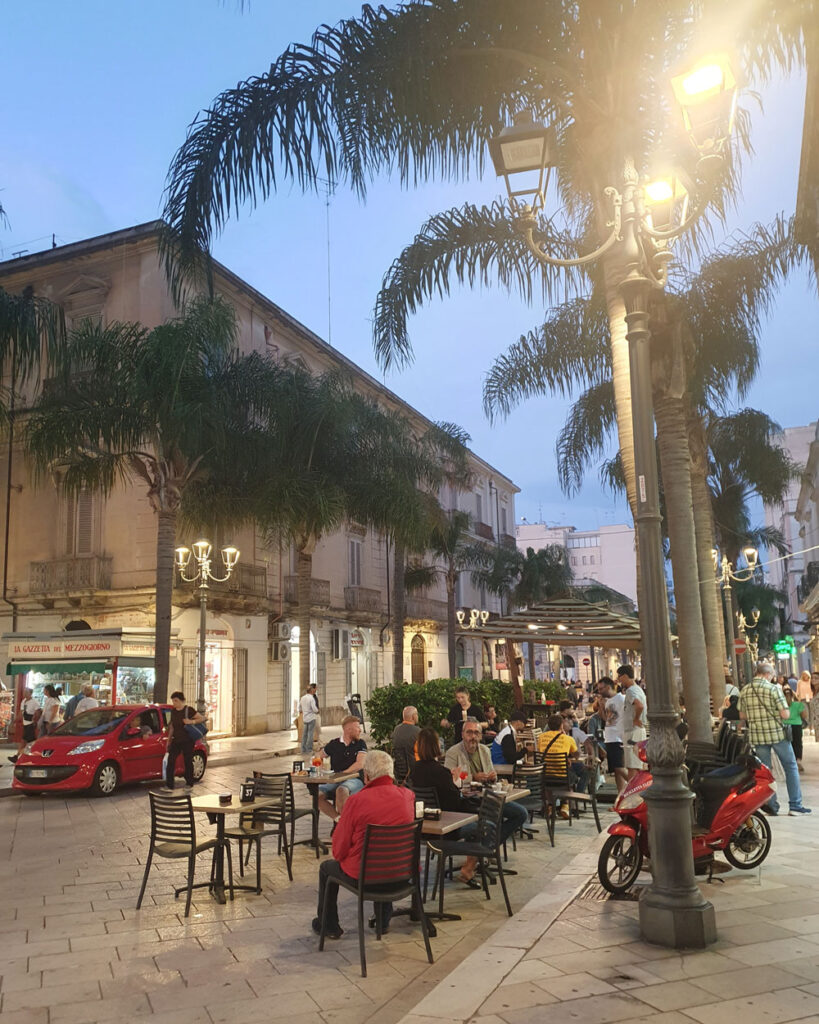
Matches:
[561,713,597,793]
[313,749,414,939]
[537,713,580,819]
[444,718,528,844]
[316,715,367,825]
[391,705,420,781]
[490,710,528,765]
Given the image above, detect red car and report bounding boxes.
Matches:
[12,704,208,797]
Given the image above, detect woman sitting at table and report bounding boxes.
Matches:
[409,728,482,886]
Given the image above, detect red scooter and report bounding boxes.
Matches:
[598,742,775,894]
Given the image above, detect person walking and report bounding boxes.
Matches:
[165,691,204,791]
[300,683,319,754]
[738,661,811,816]
[8,688,40,763]
[40,684,62,736]
[783,684,808,772]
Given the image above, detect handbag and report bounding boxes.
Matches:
[185,720,208,741]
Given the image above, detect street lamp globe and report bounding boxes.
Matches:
[671,52,737,169]
[488,110,554,213]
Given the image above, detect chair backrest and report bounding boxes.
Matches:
[359,820,422,887]
[393,747,413,786]
[475,790,506,849]
[512,762,545,800]
[542,750,570,784]
[149,791,196,845]
[410,784,440,808]
[250,771,288,803]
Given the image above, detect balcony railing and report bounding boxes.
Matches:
[207,564,267,599]
[406,595,448,622]
[284,575,331,607]
[30,555,112,594]
[474,521,494,541]
[344,586,382,613]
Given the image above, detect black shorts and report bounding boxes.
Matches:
[22,723,36,742]
[605,741,624,769]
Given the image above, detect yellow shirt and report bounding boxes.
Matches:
[537,730,577,778]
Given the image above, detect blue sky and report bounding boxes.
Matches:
[1,1,815,532]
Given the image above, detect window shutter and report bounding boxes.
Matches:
[76,491,94,554]
[64,496,76,555]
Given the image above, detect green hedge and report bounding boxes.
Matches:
[521,680,566,704]
[365,678,518,745]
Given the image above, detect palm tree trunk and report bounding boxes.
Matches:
[654,390,712,744]
[153,506,177,704]
[296,547,313,693]
[688,414,729,712]
[507,639,523,707]
[446,572,457,679]
[392,540,406,684]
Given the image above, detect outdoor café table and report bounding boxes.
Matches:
[291,769,361,855]
[189,793,279,904]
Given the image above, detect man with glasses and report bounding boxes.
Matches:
[444,718,528,841]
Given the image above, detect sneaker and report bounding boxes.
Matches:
[7,755,18,764]
[311,916,343,939]
[558,805,570,820]
[789,806,812,815]
[761,803,778,816]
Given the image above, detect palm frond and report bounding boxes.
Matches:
[555,379,617,496]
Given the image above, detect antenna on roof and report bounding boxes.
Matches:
[318,177,336,346]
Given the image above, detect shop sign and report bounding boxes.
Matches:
[350,629,365,648]
[7,637,119,659]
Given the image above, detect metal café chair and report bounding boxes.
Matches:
[136,791,232,918]
[541,751,602,845]
[318,819,433,978]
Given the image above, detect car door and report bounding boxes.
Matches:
[118,709,165,780]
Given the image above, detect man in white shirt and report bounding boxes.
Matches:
[618,665,647,779]
[597,677,627,793]
[9,688,40,764]
[300,683,319,754]
[74,684,99,716]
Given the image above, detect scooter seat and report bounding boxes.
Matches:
[693,763,751,797]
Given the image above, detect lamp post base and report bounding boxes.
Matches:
[639,892,716,948]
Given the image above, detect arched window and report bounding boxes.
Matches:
[410,634,426,685]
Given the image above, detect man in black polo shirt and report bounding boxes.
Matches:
[316,715,367,824]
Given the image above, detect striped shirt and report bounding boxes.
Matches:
[738,677,787,746]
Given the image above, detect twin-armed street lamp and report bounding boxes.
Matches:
[489,55,738,947]
[175,540,240,713]
[713,546,760,683]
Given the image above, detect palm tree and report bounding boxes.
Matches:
[404,507,487,680]
[25,298,246,702]
[472,543,573,680]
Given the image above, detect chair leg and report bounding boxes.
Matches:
[238,838,246,877]
[423,846,432,902]
[357,896,367,978]
[184,853,195,918]
[436,851,446,919]
[255,836,262,894]
[414,888,434,965]
[495,855,513,917]
[479,858,490,901]
[281,822,294,882]
[136,846,154,909]
[318,880,333,951]
[225,841,235,901]
[590,794,601,833]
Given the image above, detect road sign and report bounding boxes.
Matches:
[582,657,591,666]
[733,639,747,655]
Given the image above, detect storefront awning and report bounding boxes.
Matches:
[6,661,109,676]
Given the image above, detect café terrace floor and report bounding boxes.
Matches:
[4,744,819,1024]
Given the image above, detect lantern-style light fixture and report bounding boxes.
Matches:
[671,53,737,166]
[488,110,554,212]
[742,545,759,570]
[643,172,690,231]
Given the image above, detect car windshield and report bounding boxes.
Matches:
[54,709,131,736]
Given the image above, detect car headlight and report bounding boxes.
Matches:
[67,739,106,755]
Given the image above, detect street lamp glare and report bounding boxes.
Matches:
[670,52,737,161]
[680,63,726,97]
[711,547,720,572]
[221,545,240,570]
[193,539,212,561]
[644,180,675,203]
[175,546,190,569]
[743,546,758,569]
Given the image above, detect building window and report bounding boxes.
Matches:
[590,555,595,565]
[64,489,96,556]
[475,492,483,523]
[348,539,362,587]
[582,555,587,565]
[500,506,507,534]
[571,556,577,567]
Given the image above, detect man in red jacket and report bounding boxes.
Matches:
[312,748,414,939]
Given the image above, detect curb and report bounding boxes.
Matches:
[397,829,607,1024]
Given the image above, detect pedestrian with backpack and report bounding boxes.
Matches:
[165,691,204,791]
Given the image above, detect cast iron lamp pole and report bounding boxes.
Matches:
[175,540,240,714]
[490,54,737,948]
[713,547,759,684]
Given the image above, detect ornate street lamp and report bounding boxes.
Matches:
[713,547,759,684]
[456,608,490,629]
[175,540,240,712]
[490,52,737,948]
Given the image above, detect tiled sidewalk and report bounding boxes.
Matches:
[399,743,819,1024]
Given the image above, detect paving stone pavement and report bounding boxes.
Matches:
[399,736,819,1024]
[0,750,601,1024]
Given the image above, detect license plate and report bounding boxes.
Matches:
[29,769,48,778]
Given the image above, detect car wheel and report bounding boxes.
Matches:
[91,761,120,797]
[191,752,206,781]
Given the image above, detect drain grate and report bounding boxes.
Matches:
[577,879,640,902]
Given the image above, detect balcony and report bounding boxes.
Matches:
[474,521,494,541]
[284,575,331,608]
[345,586,382,613]
[501,533,517,549]
[208,564,267,599]
[30,555,112,595]
[406,595,448,622]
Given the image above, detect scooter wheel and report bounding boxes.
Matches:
[723,811,771,869]
[598,833,643,894]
